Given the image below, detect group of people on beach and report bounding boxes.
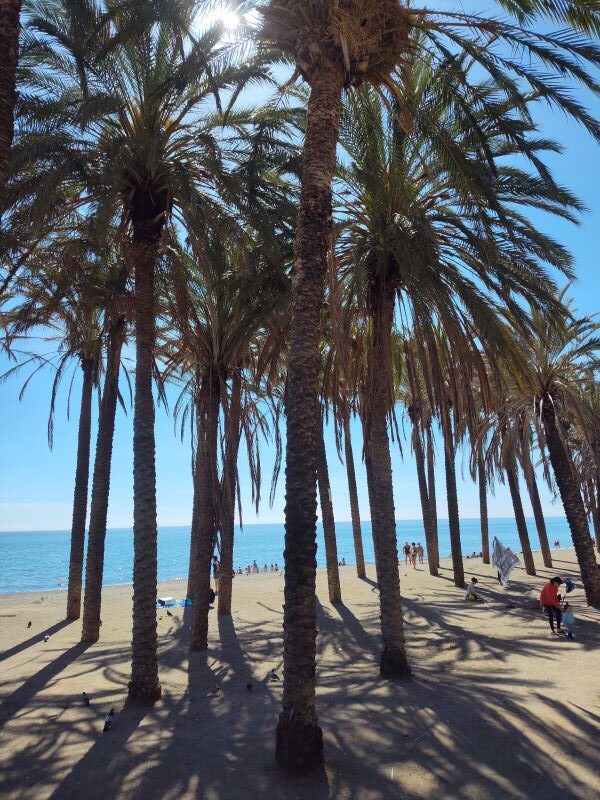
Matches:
[402,541,424,568]
[463,571,577,640]
[211,555,280,594]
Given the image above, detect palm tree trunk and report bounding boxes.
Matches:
[81,321,125,642]
[218,371,242,616]
[365,283,410,678]
[542,404,600,607]
[187,423,201,602]
[593,475,600,553]
[316,411,341,604]
[522,450,552,568]
[505,458,536,576]
[0,0,21,193]
[477,452,490,565]
[65,356,95,620]
[361,412,381,576]
[426,424,438,544]
[441,405,464,588]
[343,414,366,579]
[275,63,343,771]
[128,229,162,704]
[190,367,220,649]
[412,420,438,575]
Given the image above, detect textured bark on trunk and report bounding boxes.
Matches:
[317,412,342,604]
[0,0,21,193]
[128,224,162,704]
[522,450,552,568]
[343,415,366,579]
[426,425,438,545]
[275,64,343,771]
[477,452,490,565]
[81,322,124,641]
[218,371,242,616]
[441,406,464,588]
[190,368,220,648]
[65,356,95,621]
[365,284,410,678]
[412,420,438,576]
[542,405,600,607]
[505,459,536,576]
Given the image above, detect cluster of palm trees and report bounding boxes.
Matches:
[1,0,600,773]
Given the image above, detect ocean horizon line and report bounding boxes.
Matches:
[0,514,568,534]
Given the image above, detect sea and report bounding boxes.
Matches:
[0,517,571,595]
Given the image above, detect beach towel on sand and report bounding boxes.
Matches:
[491,537,520,587]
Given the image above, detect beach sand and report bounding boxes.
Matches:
[0,548,598,800]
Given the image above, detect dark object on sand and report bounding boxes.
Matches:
[246,683,253,692]
[166,609,173,617]
[103,709,114,732]
[43,635,49,642]
[82,692,90,707]
[27,621,32,628]
[267,669,280,682]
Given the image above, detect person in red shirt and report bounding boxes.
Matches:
[540,577,563,635]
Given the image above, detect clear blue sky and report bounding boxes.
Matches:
[1,4,599,531]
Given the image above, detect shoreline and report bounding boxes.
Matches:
[0,546,573,601]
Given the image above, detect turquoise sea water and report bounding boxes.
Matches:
[0,517,571,595]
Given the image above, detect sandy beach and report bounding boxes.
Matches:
[0,548,598,800]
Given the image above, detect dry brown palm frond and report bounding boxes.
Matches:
[260,0,414,86]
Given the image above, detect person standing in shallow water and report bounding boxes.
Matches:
[540,577,563,635]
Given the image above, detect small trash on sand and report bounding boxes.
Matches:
[27,621,32,629]
[267,669,280,682]
[43,635,49,643]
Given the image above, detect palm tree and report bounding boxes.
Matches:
[507,298,600,606]
[260,0,600,770]
[0,0,21,193]
[2,246,103,617]
[20,0,272,700]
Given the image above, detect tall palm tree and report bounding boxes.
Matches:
[20,1,271,700]
[260,0,600,770]
[507,298,600,606]
[2,246,103,617]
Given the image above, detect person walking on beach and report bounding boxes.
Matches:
[540,577,563,635]
[416,543,424,564]
[409,543,418,569]
[212,555,220,595]
[403,542,410,565]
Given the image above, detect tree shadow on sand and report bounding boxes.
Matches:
[2,582,599,800]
